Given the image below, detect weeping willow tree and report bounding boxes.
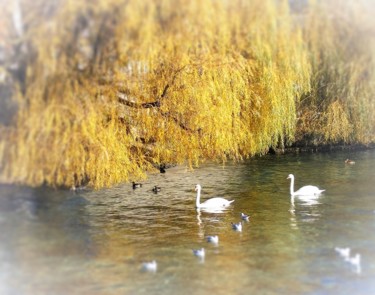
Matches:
[0,0,374,189]
[296,0,375,145]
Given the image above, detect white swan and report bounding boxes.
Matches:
[195,184,234,209]
[287,174,325,197]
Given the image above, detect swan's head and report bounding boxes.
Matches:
[195,184,202,191]
[287,174,294,180]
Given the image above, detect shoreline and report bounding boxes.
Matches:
[269,143,375,155]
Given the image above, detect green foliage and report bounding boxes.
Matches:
[0,0,374,188]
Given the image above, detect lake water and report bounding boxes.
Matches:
[1,149,375,295]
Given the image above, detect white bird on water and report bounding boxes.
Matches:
[206,235,219,244]
[335,247,351,260]
[241,213,250,221]
[231,222,242,232]
[347,253,361,265]
[347,253,361,274]
[287,174,325,197]
[193,248,205,258]
[141,260,157,272]
[195,184,234,209]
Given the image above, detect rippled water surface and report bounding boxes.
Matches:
[1,150,375,295]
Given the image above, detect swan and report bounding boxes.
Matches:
[241,213,250,221]
[141,260,157,272]
[231,222,242,232]
[287,174,325,197]
[195,184,234,209]
[192,248,205,258]
[206,235,219,244]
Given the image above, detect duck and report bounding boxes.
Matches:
[335,247,351,260]
[206,235,219,244]
[192,248,205,258]
[132,182,142,189]
[287,174,325,197]
[195,184,234,209]
[241,213,250,221]
[141,260,157,272]
[231,222,242,232]
[345,159,355,165]
[152,186,161,193]
[159,164,166,173]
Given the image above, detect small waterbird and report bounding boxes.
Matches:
[346,253,361,265]
[192,248,205,258]
[345,159,356,165]
[141,260,157,272]
[132,182,143,189]
[231,222,242,232]
[159,164,166,173]
[346,253,361,274]
[152,186,161,193]
[334,247,351,260]
[206,235,219,244]
[241,213,250,221]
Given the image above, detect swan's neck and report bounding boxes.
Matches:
[289,177,295,195]
[196,189,201,208]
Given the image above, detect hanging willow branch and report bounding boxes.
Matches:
[117,65,187,108]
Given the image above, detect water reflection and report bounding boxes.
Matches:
[289,195,322,230]
[196,208,229,239]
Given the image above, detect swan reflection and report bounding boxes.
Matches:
[197,207,228,214]
[289,195,322,229]
[196,207,228,238]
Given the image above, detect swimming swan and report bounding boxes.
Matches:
[195,184,234,209]
[287,174,325,197]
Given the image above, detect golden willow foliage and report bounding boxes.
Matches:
[297,0,375,144]
[0,0,374,189]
